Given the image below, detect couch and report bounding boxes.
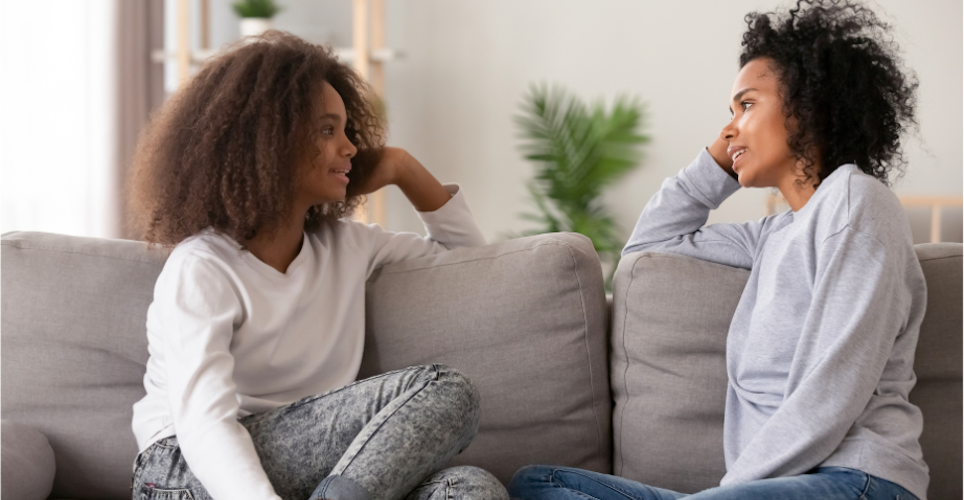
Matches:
[2,231,960,500]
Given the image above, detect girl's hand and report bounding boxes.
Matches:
[355,147,452,212]
[353,146,409,195]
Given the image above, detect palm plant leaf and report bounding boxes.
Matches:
[515,84,647,267]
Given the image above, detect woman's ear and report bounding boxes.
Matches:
[346,147,384,197]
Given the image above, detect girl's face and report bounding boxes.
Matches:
[720,58,798,188]
[297,81,358,207]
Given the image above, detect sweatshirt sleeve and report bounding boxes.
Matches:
[721,227,913,483]
[360,183,487,273]
[154,256,283,500]
[622,148,774,270]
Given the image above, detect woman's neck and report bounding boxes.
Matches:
[245,211,307,274]
[779,161,821,212]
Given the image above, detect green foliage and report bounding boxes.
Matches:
[233,0,282,18]
[515,84,648,287]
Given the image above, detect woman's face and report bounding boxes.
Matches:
[297,81,358,207]
[720,58,797,188]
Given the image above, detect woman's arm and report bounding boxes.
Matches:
[622,142,774,270]
[721,228,920,483]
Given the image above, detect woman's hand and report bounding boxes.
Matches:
[708,136,737,179]
[355,147,452,212]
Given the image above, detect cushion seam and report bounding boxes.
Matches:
[1,242,166,267]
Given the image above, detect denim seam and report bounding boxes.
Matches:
[551,468,637,500]
[241,369,406,426]
[334,370,437,475]
[857,472,872,500]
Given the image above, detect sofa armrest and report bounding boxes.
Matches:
[2,420,56,500]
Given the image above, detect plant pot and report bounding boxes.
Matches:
[240,18,273,38]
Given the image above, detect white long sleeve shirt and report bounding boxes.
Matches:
[132,185,486,500]
[624,150,929,499]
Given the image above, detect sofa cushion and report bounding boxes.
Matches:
[610,251,746,493]
[2,231,611,496]
[360,232,612,484]
[1,232,169,500]
[1,420,57,500]
[910,243,963,499]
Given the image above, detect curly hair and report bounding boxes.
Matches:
[739,0,917,186]
[128,31,385,246]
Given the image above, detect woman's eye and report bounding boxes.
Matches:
[322,126,334,135]
[741,101,753,111]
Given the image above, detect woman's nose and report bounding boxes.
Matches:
[720,119,737,141]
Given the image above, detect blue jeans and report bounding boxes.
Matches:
[132,365,508,500]
[508,465,918,500]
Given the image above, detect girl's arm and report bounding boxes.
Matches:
[154,257,283,500]
[354,147,452,212]
[346,148,487,273]
[622,139,779,270]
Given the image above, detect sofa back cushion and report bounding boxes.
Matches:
[908,243,962,499]
[1,232,168,500]
[611,245,962,498]
[359,232,612,483]
[610,252,746,493]
[2,231,612,497]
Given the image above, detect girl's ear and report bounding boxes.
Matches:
[346,147,384,198]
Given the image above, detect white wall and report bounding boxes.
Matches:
[203,0,962,242]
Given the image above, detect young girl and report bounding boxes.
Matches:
[128,32,508,500]
[509,1,926,499]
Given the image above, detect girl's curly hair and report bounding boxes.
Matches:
[740,0,917,186]
[129,31,385,246]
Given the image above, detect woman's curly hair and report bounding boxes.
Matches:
[740,0,917,186]
[129,31,385,246]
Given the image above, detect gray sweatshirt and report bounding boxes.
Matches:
[623,149,929,499]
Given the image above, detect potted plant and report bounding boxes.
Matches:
[233,0,282,38]
[514,84,648,288]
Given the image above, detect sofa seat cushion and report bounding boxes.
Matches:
[360,232,611,484]
[1,420,56,500]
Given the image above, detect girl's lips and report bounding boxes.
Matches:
[331,170,351,184]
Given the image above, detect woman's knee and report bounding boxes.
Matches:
[508,464,555,493]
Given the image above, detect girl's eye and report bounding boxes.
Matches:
[741,101,754,111]
[322,126,334,135]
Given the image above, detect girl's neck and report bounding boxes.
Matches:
[246,211,307,274]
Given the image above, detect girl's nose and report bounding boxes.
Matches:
[343,140,357,158]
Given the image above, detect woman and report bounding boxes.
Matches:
[128,32,508,500]
[509,1,926,499]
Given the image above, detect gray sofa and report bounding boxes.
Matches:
[2,231,960,500]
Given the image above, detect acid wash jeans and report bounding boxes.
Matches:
[508,466,918,500]
[132,365,509,500]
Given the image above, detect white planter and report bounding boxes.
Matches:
[240,18,273,38]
